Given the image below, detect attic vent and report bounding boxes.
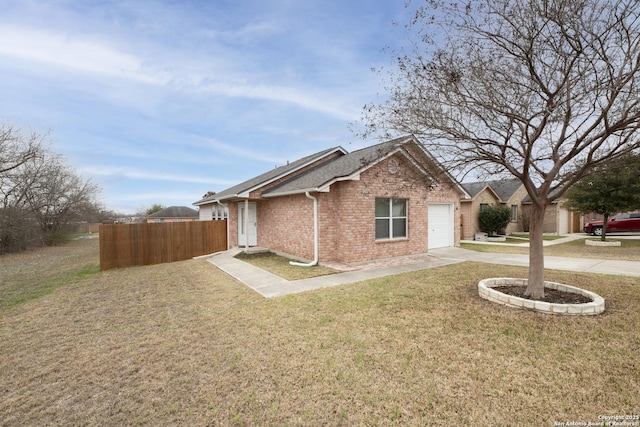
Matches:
[388,158,399,174]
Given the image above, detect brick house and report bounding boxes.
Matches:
[459,179,583,238]
[460,179,528,239]
[521,197,583,234]
[194,136,469,264]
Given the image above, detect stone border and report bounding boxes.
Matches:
[478,278,605,315]
[585,239,621,247]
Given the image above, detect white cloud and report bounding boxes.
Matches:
[186,136,290,165]
[0,22,363,121]
[80,166,237,186]
[114,191,204,202]
[0,25,169,84]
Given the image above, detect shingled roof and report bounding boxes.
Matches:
[194,146,345,204]
[263,137,409,197]
[148,206,198,218]
[461,178,522,202]
[196,136,468,203]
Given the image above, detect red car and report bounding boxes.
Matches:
[584,212,640,236]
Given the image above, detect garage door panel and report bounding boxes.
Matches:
[428,204,453,249]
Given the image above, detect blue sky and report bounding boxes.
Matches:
[0,0,414,214]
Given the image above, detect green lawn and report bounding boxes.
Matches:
[234,251,338,280]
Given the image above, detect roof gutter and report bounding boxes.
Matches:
[290,191,319,267]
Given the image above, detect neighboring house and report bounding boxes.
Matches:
[193,192,228,221]
[521,197,582,234]
[460,179,528,239]
[146,206,199,223]
[194,136,469,264]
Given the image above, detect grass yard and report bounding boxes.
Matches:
[1,239,639,425]
[234,251,338,280]
[462,237,640,261]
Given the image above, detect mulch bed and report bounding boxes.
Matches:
[493,286,592,304]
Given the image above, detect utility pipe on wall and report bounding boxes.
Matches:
[290,191,318,267]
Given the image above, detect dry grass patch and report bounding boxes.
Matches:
[234,251,338,280]
[463,237,640,261]
[0,237,100,308]
[1,239,639,425]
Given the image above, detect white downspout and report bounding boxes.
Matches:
[290,191,319,267]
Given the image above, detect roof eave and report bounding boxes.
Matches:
[262,187,330,198]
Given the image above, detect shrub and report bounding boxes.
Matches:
[478,204,512,236]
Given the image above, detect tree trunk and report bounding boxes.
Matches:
[524,203,547,299]
[601,213,609,242]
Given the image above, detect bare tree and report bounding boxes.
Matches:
[1,127,101,250]
[0,125,46,175]
[0,126,47,252]
[364,0,640,298]
[22,152,100,243]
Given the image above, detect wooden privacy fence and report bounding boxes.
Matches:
[99,221,227,270]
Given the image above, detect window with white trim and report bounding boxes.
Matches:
[511,205,518,222]
[375,198,407,239]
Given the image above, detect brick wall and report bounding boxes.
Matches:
[256,195,315,259]
[322,154,461,263]
[505,184,529,234]
[543,204,558,232]
[227,150,462,263]
[228,202,239,246]
[521,203,561,233]
[461,189,500,238]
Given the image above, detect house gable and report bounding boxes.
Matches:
[263,135,468,199]
[460,178,527,238]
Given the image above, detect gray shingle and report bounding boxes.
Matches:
[148,206,198,218]
[207,146,343,201]
[462,178,522,202]
[461,182,489,199]
[263,137,411,196]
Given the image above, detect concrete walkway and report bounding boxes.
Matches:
[207,235,640,298]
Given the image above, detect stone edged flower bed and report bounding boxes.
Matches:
[585,239,621,247]
[478,278,605,315]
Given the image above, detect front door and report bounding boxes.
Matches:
[238,202,257,247]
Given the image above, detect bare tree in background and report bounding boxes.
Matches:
[0,126,45,252]
[22,153,100,244]
[0,125,45,175]
[1,126,100,251]
[364,0,640,298]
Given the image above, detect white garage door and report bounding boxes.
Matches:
[428,204,454,249]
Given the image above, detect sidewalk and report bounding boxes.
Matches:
[207,237,640,298]
[460,233,585,247]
